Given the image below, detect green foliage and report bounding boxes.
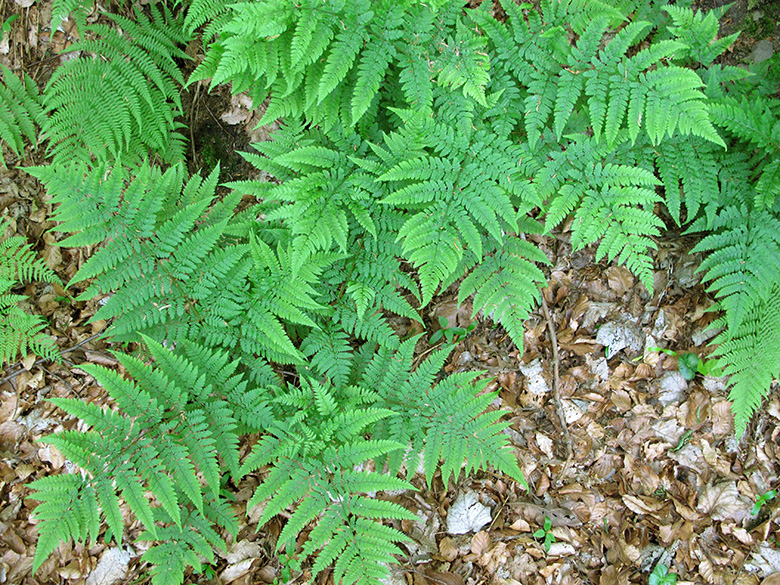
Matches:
[29,336,243,583]
[42,5,189,165]
[16,0,780,582]
[0,218,59,365]
[533,516,556,553]
[0,64,44,168]
[751,489,776,516]
[430,315,476,345]
[649,563,678,585]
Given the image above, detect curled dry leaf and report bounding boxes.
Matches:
[711,401,735,436]
[761,574,780,585]
[220,558,255,584]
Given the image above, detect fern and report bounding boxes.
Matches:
[708,288,780,437]
[663,5,739,67]
[0,218,59,365]
[29,336,246,583]
[42,5,189,165]
[194,1,486,129]
[22,0,780,582]
[362,337,525,487]
[0,65,44,168]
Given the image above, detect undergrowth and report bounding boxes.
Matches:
[0,0,778,582]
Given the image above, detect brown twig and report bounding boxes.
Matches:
[0,332,104,384]
[540,294,573,482]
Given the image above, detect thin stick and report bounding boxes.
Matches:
[540,294,573,481]
[0,333,104,384]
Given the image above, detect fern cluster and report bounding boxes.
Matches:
[12,0,780,582]
[0,217,59,365]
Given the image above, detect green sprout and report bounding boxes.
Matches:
[430,315,476,344]
[646,347,723,381]
[533,516,556,553]
[751,489,777,516]
[649,563,678,585]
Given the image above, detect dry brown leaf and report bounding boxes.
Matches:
[438,536,459,562]
[606,266,634,296]
[701,439,736,478]
[535,432,555,459]
[621,495,665,515]
[421,566,465,585]
[471,530,490,556]
[712,401,735,436]
[697,482,748,522]
[611,389,632,412]
[480,541,511,573]
[761,574,780,585]
[220,558,255,583]
[599,565,629,585]
[42,233,62,271]
[38,444,65,470]
[509,517,530,532]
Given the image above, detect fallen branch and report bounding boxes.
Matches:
[541,293,573,482]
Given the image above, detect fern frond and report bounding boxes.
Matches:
[691,205,780,332]
[0,65,44,167]
[30,336,248,579]
[663,5,739,67]
[459,238,548,349]
[709,287,780,437]
[42,6,188,165]
[0,218,59,365]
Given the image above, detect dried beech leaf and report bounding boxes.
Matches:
[697,481,748,522]
[471,530,490,556]
[422,566,465,585]
[438,536,459,562]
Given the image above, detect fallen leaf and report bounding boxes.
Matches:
[438,536,458,561]
[446,491,491,534]
[697,481,748,522]
[471,530,490,555]
[535,432,555,459]
[220,558,255,583]
[421,566,465,585]
[86,547,133,585]
[622,495,665,515]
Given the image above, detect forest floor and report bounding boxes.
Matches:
[1,1,780,584]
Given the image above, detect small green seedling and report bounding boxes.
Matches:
[430,315,476,344]
[0,15,18,44]
[646,347,723,381]
[751,489,776,516]
[533,516,556,553]
[649,563,677,585]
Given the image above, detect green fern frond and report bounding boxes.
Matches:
[459,238,548,349]
[0,218,59,365]
[709,287,780,437]
[30,336,248,578]
[0,65,44,167]
[663,5,739,67]
[42,6,188,165]
[691,205,780,332]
